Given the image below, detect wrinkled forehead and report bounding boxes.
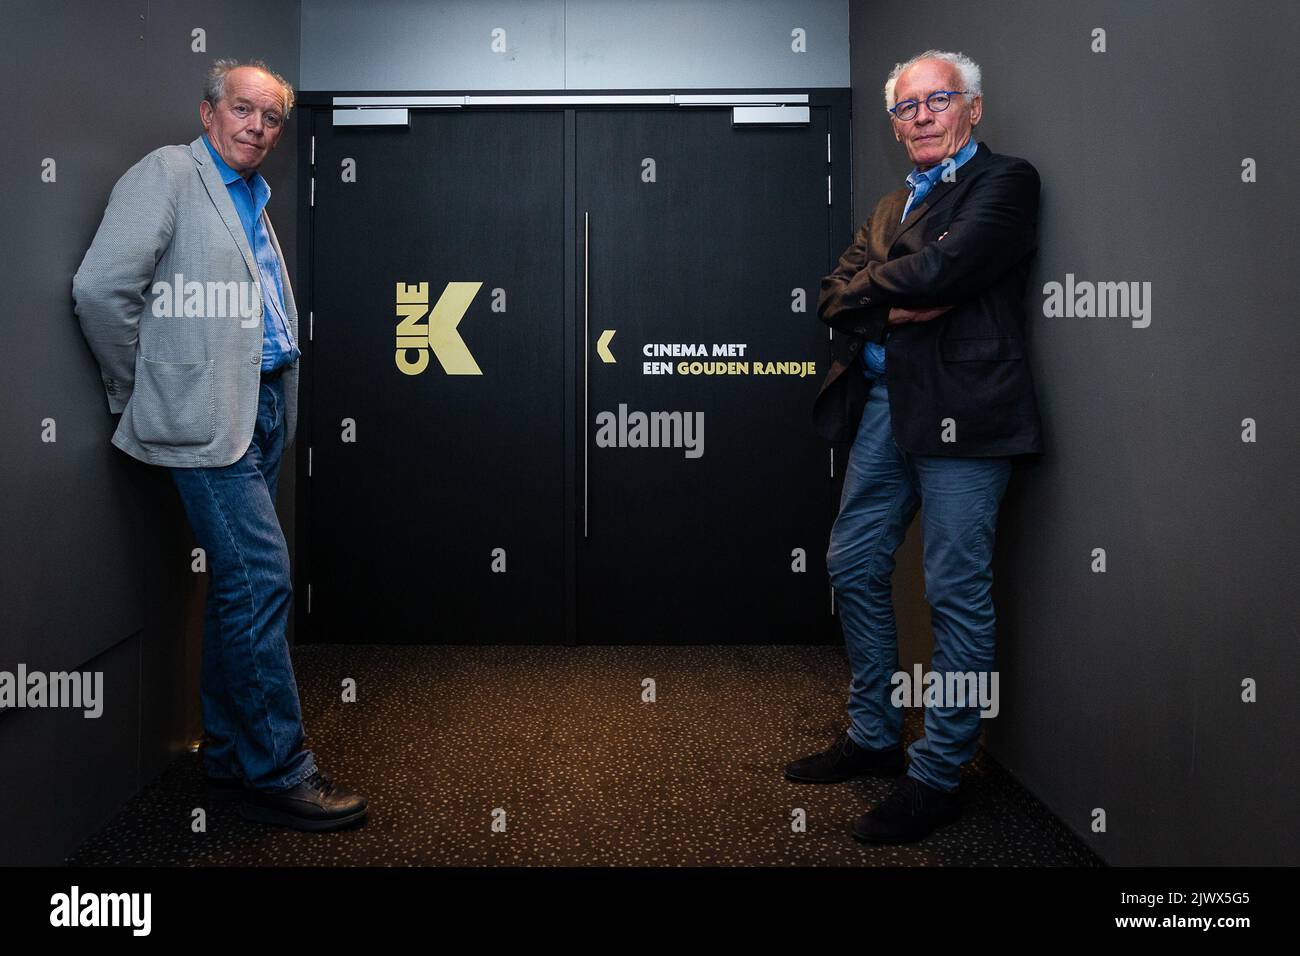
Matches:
[895,60,961,100]
[222,68,287,110]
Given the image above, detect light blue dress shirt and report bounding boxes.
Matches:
[864,136,980,378]
[202,134,299,373]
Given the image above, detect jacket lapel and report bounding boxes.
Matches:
[889,140,992,252]
[188,135,260,284]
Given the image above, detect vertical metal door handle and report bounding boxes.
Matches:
[583,211,589,539]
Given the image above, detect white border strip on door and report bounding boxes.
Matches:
[332,107,410,126]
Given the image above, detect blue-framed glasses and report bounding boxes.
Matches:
[889,91,968,122]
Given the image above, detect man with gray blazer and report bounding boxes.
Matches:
[73,58,365,831]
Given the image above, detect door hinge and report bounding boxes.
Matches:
[827,174,831,206]
[826,132,831,164]
[830,447,835,478]
[310,135,315,166]
[309,178,315,207]
[308,446,313,477]
[309,310,313,341]
[307,583,312,614]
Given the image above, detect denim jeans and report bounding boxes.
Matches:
[169,375,317,791]
[827,376,1011,793]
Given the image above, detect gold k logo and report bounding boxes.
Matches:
[394,281,483,376]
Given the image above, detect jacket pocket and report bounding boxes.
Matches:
[921,211,953,243]
[131,355,216,446]
[941,335,1024,362]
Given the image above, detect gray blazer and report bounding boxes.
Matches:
[72,135,299,467]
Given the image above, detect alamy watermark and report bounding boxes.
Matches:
[1042,273,1152,328]
[49,886,150,935]
[594,404,705,459]
[151,274,260,326]
[0,664,103,718]
[890,664,999,718]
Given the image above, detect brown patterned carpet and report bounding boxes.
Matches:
[67,645,1102,866]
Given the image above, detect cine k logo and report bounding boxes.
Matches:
[395,281,483,375]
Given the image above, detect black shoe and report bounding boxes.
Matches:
[852,775,961,844]
[240,769,367,832]
[784,730,906,783]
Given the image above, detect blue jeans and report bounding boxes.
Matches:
[169,375,316,791]
[827,376,1011,793]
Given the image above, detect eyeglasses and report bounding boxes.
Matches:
[888,91,968,122]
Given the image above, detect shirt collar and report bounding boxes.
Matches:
[202,133,269,198]
[906,136,979,191]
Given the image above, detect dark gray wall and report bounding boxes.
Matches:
[301,0,848,89]
[848,0,1300,865]
[0,0,300,865]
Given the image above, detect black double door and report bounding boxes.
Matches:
[304,103,839,644]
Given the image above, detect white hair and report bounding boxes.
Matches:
[883,49,982,111]
[204,57,295,117]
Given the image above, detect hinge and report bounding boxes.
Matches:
[309,310,313,342]
[308,446,313,477]
[830,448,835,478]
[307,583,312,614]
[826,132,831,164]
[309,178,315,207]
[830,585,835,616]
[827,175,831,206]
[310,135,315,166]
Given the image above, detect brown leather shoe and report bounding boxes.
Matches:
[240,769,367,831]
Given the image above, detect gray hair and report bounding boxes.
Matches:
[203,58,295,117]
[883,49,982,111]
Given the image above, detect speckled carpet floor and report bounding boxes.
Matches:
[67,645,1102,866]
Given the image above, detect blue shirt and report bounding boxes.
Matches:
[864,136,979,379]
[202,135,299,373]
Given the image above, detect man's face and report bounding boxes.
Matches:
[891,59,981,170]
[199,67,287,178]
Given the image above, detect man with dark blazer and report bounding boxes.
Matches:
[784,50,1043,844]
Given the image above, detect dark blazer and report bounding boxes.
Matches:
[814,141,1043,457]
